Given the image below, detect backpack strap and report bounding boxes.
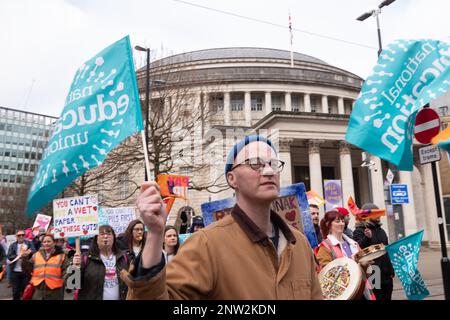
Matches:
[323,238,338,260]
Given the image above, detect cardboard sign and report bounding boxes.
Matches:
[32,214,52,235]
[201,183,317,248]
[157,174,189,199]
[53,195,99,239]
[306,190,326,207]
[100,207,137,235]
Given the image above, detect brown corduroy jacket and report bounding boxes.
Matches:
[124,205,323,300]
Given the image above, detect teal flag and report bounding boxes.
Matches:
[346,40,450,170]
[386,230,429,300]
[27,36,143,215]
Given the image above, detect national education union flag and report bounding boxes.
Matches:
[346,39,450,170]
[27,36,143,215]
[385,230,429,300]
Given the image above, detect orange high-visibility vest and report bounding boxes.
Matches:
[31,251,65,290]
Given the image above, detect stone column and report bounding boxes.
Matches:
[338,97,345,115]
[339,141,355,208]
[370,156,388,227]
[244,91,251,126]
[223,92,231,126]
[304,93,311,112]
[399,170,418,236]
[265,91,272,115]
[285,92,292,111]
[322,95,329,114]
[309,139,324,214]
[279,138,293,187]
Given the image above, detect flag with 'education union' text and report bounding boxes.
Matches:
[386,230,429,300]
[27,36,143,216]
[346,40,450,170]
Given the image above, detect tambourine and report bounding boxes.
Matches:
[354,244,386,264]
[318,257,365,300]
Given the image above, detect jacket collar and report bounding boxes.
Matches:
[231,204,296,245]
[327,234,358,248]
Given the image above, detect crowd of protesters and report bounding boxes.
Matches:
[0,135,395,301]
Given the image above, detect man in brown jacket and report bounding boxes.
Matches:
[125,135,323,300]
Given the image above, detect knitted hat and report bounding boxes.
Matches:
[224,135,277,181]
[335,207,349,216]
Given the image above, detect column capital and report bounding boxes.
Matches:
[338,140,352,155]
[308,139,324,154]
[279,138,294,152]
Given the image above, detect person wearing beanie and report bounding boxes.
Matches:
[188,216,205,233]
[125,135,323,300]
[353,203,395,300]
[335,207,353,239]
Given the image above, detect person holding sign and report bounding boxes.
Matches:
[28,233,69,300]
[72,225,130,300]
[125,135,322,300]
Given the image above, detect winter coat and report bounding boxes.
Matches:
[29,247,69,300]
[353,221,395,283]
[315,234,360,269]
[76,250,130,300]
[124,205,323,300]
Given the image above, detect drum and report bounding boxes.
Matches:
[319,257,365,300]
[354,244,386,264]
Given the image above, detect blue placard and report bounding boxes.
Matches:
[200,183,317,248]
[390,184,409,204]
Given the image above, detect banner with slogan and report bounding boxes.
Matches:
[157,174,190,200]
[99,207,137,235]
[386,230,429,300]
[323,180,343,212]
[346,39,450,170]
[53,195,99,239]
[32,214,52,235]
[27,35,143,216]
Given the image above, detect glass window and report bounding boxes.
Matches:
[251,96,263,111]
[24,164,29,171]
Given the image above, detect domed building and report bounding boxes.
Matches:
[133,47,449,246]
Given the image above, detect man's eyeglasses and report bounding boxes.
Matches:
[231,157,285,173]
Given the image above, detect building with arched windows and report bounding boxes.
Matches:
[134,47,449,246]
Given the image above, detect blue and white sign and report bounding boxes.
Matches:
[27,36,143,215]
[390,184,409,204]
[346,39,450,171]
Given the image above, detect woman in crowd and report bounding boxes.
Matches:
[315,210,375,300]
[123,219,146,264]
[28,233,68,300]
[72,225,130,300]
[163,226,179,263]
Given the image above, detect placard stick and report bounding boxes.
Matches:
[75,237,81,254]
[141,130,151,181]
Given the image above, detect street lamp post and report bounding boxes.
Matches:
[357,0,396,203]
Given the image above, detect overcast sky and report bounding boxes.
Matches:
[1,0,449,118]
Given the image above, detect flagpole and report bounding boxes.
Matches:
[289,11,294,68]
[141,130,152,181]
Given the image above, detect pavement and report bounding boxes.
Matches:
[0,247,448,300]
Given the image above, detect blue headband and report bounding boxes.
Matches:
[224,135,277,179]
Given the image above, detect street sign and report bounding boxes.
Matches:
[419,144,441,165]
[390,184,409,204]
[414,108,440,144]
[386,169,394,185]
